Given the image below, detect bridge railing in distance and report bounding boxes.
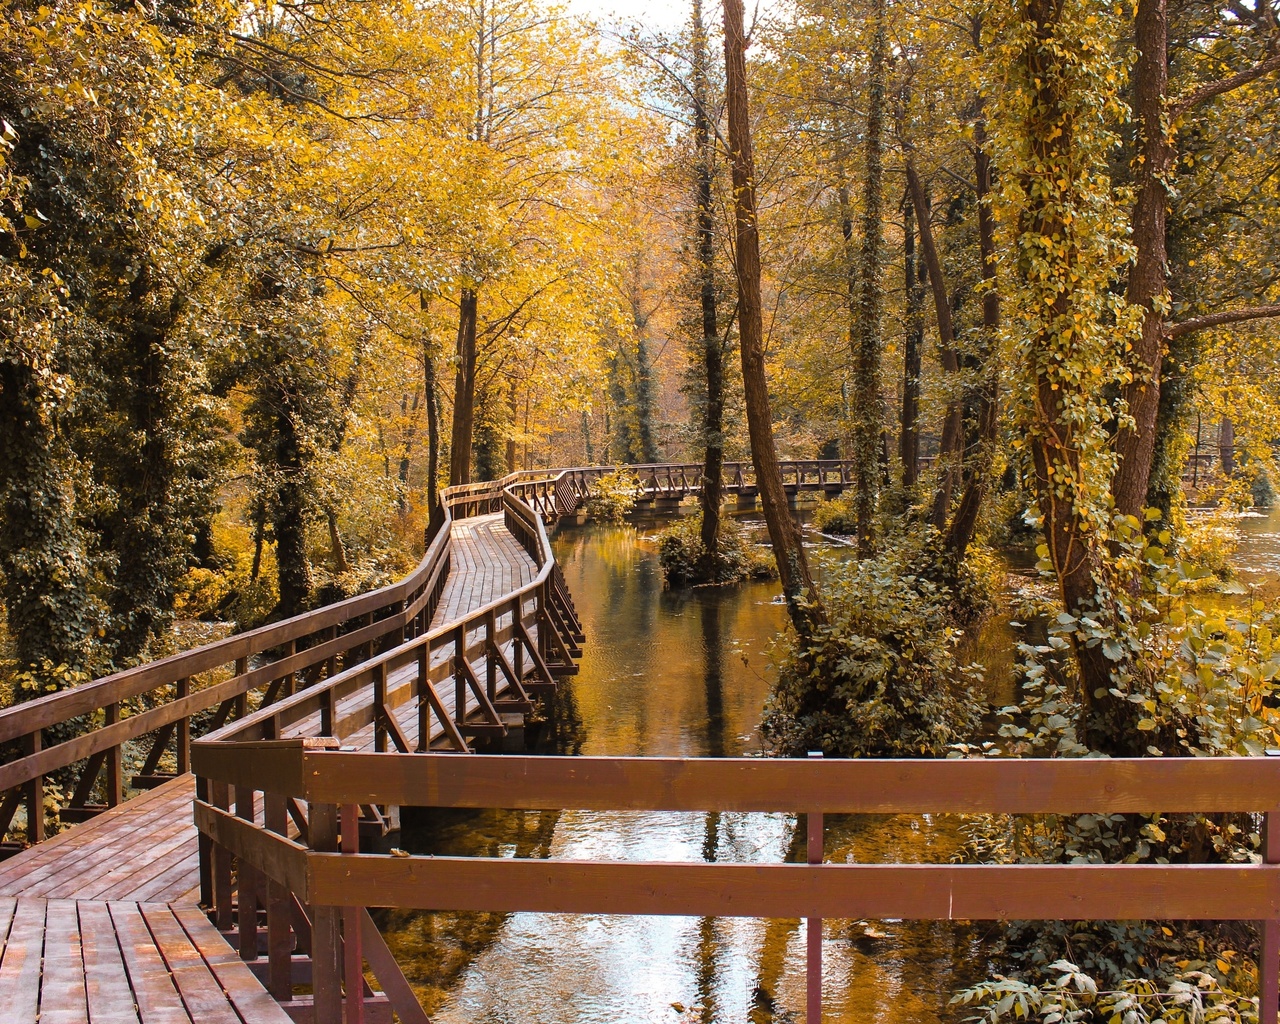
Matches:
[198,484,581,755]
[188,748,1280,1024]
[0,471,576,850]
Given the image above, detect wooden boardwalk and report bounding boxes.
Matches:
[430,512,538,628]
[0,896,292,1023]
[0,504,556,1023]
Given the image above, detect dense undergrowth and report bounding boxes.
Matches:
[657,512,777,586]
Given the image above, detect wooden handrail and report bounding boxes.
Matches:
[191,744,1280,1023]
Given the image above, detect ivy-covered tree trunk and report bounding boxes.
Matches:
[419,294,444,534]
[449,287,479,486]
[1014,0,1135,750]
[903,160,964,532]
[849,0,887,556]
[723,0,823,635]
[1112,0,1173,524]
[0,361,97,681]
[943,118,1001,563]
[692,0,724,569]
[901,198,923,489]
[271,377,313,620]
[96,274,190,665]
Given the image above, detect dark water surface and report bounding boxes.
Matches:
[383,522,998,1023]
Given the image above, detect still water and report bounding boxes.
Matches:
[383,522,994,1024]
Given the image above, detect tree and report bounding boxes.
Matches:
[723,0,823,634]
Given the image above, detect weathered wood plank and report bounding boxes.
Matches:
[34,900,88,1024]
[170,904,296,1024]
[80,899,143,1024]
[0,897,44,1023]
[299,752,1280,813]
[138,904,240,1024]
[107,902,191,1024]
[309,855,1280,921]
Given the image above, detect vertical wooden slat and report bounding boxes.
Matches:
[415,647,429,753]
[373,663,387,755]
[212,779,234,932]
[311,802,342,1024]
[104,703,122,808]
[24,731,44,844]
[1263,807,1279,1024]
[265,790,293,1001]
[176,677,191,775]
[237,785,260,962]
[197,774,213,910]
[807,750,823,1024]
[234,657,249,721]
[485,610,498,705]
[341,803,364,1024]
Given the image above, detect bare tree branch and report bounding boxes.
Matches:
[1168,303,1280,338]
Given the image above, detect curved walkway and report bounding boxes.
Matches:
[0,507,547,1022]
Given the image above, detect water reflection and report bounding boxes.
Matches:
[386,522,992,1023]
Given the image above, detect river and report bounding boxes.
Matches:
[382,507,1280,1023]
[383,519,1004,1023]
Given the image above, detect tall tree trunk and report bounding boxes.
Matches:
[273,383,312,620]
[723,0,823,634]
[943,117,1001,562]
[1019,0,1125,742]
[1219,415,1236,476]
[1112,0,1173,523]
[903,159,963,531]
[693,0,724,566]
[634,335,659,463]
[850,0,888,556]
[422,338,443,535]
[0,361,97,678]
[901,197,923,489]
[449,287,479,486]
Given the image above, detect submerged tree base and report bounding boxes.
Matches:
[657,513,777,587]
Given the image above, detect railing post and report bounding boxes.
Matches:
[454,625,467,732]
[176,677,191,775]
[807,751,823,1024]
[211,779,234,931]
[236,785,260,962]
[105,703,122,808]
[485,610,498,706]
[1263,805,1279,1024]
[24,730,44,844]
[311,801,343,1024]
[265,791,293,1001]
[197,775,213,909]
[341,802,365,1024]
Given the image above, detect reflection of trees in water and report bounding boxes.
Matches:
[383,805,561,1014]
[701,599,726,759]
[533,676,585,754]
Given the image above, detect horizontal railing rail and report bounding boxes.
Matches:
[191,746,1280,1024]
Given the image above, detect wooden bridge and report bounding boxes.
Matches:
[0,463,1278,1023]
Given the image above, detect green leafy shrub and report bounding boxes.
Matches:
[581,470,640,523]
[812,494,858,535]
[762,538,984,757]
[656,513,776,587]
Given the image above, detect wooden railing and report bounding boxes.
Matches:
[0,468,581,848]
[190,746,1280,1024]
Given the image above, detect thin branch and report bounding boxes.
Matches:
[1171,52,1280,120]
[1168,303,1280,338]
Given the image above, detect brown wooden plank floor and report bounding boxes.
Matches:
[0,510,546,1019]
[0,776,199,904]
[430,512,538,628]
[0,896,293,1023]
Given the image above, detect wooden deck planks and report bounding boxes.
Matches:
[37,900,88,1024]
[0,776,199,903]
[0,896,45,1023]
[0,507,553,1022]
[430,513,537,629]
[109,902,192,1024]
